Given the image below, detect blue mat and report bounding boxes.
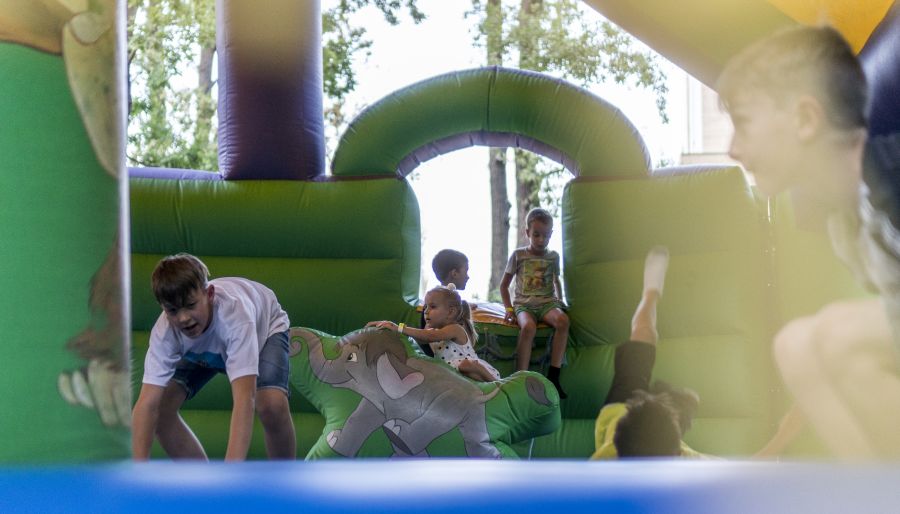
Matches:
[2,460,898,513]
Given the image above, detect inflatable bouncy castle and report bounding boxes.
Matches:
[0,0,898,511]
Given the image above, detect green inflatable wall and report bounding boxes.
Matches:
[0,1,129,461]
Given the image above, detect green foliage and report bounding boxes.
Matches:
[127,0,423,171]
[322,1,424,158]
[127,0,217,170]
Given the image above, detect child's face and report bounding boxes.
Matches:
[447,262,470,290]
[727,90,804,196]
[161,285,214,338]
[423,292,456,329]
[526,220,553,253]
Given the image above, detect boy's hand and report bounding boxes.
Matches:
[504,308,516,324]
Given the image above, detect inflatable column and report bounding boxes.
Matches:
[0,0,130,461]
[217,0,325,180]
[860,3,900,233]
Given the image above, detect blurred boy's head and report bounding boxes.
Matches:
[432,249,469,290]
[717,25,868,197]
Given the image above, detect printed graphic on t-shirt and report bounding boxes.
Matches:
[184,351,227,370]
[521,258,554,297]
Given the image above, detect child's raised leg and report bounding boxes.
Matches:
[632,245,669,344]
[515,311,538,371]
[604,247,669,405]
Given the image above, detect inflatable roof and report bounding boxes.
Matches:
[583,0,895,86]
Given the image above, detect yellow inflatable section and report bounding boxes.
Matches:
[767,0,894,52]
[582,0,895,85]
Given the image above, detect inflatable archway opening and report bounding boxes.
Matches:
[331,67,651,180]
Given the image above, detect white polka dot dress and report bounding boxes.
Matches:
[431,335,501,380]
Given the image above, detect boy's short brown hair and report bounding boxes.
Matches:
[526,207,553,229]
[151,253,209,307]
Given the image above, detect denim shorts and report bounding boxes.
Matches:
[172,330,291,400]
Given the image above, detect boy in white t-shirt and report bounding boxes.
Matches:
[131,253,296,461]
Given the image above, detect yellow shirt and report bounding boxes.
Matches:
[590,403,707,459]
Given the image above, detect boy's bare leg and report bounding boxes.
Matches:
[458,360,496,382]
[515,312,538,371]
[256,388,297,459]
[156,383,208,460]
[774,298,900,459]
[543,309,570,368]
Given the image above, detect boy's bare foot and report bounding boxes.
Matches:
[643,245,670,296]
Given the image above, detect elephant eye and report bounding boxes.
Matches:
[347,352,358,363]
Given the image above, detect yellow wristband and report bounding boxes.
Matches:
[398,322,406,334]
[505,307,514,312]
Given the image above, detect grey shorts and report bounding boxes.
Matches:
[171,330,291,400]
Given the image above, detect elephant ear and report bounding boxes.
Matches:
[290,326,561,459]
[376,353,424,400]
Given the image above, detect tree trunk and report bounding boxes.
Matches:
[486,0,509,298]
[514,0,540,247]
[191,43,216,167]
[514,149,538,247]
[488,148,510,297]
[126,3,139,115]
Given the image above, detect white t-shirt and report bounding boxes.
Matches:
[143,277,290,386]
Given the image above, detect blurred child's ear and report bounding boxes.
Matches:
[794,94,826,142]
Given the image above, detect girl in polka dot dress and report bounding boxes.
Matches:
[368,284,500,382]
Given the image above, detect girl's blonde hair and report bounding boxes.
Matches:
[426,284,478,346]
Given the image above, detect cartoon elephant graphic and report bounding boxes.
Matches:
[299,327,521,458]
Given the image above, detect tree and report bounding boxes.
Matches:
[126,0,423,171]
[127,0,217,170]
[467,0,668,299]
[322,1,425,158]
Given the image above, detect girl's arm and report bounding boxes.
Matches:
[366,320,466,344]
